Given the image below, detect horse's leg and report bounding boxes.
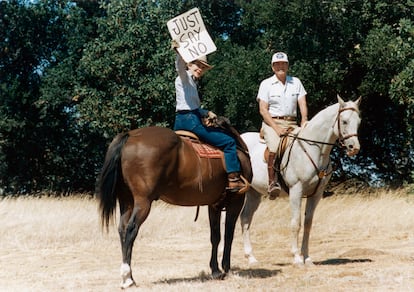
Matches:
[208,205,223,279]
[218,210,226,255]
[118,205,135,289]
[289,188,304,265]
[301,193,322,266]
[240,189,261,264]
[118,199,152,289]
[222,194,245,273]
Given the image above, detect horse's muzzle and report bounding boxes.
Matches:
[346,147,360,156]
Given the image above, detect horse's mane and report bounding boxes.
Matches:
[311,102,338,122]
[214,116,249,155]
[311,99,360,123]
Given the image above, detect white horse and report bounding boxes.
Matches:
[240,95,361,266]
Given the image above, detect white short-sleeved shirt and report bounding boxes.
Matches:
[257,75,307,117]
[175,55,201,111]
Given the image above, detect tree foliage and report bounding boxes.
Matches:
[0,0,68,192]
[0,0,413,194]
[73,0,176,137]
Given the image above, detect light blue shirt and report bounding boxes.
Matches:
[175,55,201,112]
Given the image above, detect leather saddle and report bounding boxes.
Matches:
[260,128,294,164]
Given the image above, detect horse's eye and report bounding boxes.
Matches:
[342,120,348,125]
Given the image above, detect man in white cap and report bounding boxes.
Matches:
[257,52,308,199]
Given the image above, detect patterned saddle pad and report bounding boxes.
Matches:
[189,140,223,158]
[176,130,223,159]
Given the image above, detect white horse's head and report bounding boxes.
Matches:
[336,95,361,156]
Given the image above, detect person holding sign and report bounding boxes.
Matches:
[171,41,247,194]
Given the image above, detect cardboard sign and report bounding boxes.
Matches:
[167,8,217,63]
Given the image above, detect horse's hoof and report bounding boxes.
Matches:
[293,255,305,267]
[248,256,259,265]
[211,271,226,280]
[120,263,135,289]
[305,257,315,266]
[120,278,135,289]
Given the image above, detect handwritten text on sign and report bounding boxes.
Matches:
[167,8,217,63]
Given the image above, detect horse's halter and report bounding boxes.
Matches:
[335,106,360,147]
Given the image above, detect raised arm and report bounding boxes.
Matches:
[175,52,189,82]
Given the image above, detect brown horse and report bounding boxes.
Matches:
[97,125,252,288]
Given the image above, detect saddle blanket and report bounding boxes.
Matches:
[184,138,223,159]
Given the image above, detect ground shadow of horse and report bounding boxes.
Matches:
[153,267,282,285]
[152,257,371,285]
[315,258,372,265]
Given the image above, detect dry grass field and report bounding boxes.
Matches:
[1,188,413,292]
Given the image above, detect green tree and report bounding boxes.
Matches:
[72,0,178,138]
[0,0,67,192]
[357,17,414,185]
[37,0,104,192]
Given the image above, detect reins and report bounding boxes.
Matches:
[284,133,337,146]
[283,106,359,147]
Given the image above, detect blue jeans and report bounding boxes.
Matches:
[174,110,241,174]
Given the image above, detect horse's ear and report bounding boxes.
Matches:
[337,94,345,106]
[355,96,362,107]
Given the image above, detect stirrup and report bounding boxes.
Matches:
[226,175,250,194]
[268,182,281,200]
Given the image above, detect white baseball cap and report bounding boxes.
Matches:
[271,52,289,64]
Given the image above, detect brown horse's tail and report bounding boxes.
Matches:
[96,132,129,231]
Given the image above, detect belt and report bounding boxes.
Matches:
[272,116,296,121]
[176,109,198,114]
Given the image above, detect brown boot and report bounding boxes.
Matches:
[227,172,248,194]
[267,152,281,200]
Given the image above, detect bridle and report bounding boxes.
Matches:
[337,106,360,147]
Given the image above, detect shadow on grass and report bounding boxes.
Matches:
[232,267,282,278]
[153,258,371,284]
[153,267,282,285]
[315,258,372,265]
